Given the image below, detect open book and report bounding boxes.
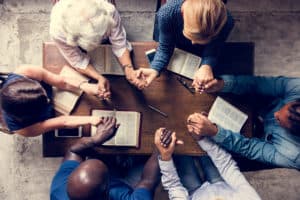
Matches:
[53,65,89,115]
[91,110,141,147]
[208,97,248,133]
[88,45,124,76]
[145,48,201,79]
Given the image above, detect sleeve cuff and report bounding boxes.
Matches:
[158,156,176,171]
[212,125,228,144]
[200,57,217,69]
[220,75,235,92]
[112,41,132,58]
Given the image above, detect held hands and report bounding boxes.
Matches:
[97,76,111,99]
[192,65,214,93]
[91,116,119,145]
[187,112,218,141]
[154,128,184,161]
[124,66,147,90]
[134,68,159,89]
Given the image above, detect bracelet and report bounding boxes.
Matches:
[78,80,89,89]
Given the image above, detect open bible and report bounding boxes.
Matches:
[88,45,124,75]
[52,65,89,115]
[208,97,248,133]
[91,109,141,147]
[145,48,201,79]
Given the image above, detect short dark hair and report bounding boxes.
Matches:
[0,77,49,122]
[288,99,300,135]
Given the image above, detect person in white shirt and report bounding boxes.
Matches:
[50,0,145,99]
[154,125,261,200]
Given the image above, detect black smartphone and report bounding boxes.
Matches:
[54,126,83,138]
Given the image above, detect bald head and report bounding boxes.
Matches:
[67,159,109,200]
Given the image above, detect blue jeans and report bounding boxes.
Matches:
[174,155,223,193]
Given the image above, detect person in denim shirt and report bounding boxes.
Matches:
[134,0,234,91]
[187,75,300,169]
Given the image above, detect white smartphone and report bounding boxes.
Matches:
[54,126,83,138]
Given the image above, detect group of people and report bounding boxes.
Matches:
[0,0,299,199]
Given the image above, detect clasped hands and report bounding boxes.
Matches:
[154,112,218,160]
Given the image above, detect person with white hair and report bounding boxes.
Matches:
[50,0,145,99]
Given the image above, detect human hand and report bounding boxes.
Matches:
[154,128,183,161]
[92,116,119,145]
[192,65,214,93]
[203,78,225,93]
[135,68,159,88]
[80,82,99,96]
[124,67,147,89]
[89,116,104,126]
[97,76,111,100]
[187,112,218,141]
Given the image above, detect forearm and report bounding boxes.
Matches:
[76,64,102,81]
[213,125,277,164]
[220,75,287,96]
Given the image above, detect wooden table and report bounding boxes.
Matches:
[43,41,254,157]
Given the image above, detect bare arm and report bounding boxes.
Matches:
[14,115,102,137]
[63,116,118,163]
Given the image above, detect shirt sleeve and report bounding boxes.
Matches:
[158,157,189,200]
[53,38,90,69]
[200,11,234,69]
[50,160,80,200]
[109,9,132,58]
[220,75,300,100]
[150,11,176,72]
[198,138,261,200]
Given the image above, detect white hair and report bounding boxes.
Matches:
[50,0,116,51]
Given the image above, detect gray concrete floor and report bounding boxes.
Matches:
[0,0,300,200]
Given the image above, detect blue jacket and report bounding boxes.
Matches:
[213,75,300,169]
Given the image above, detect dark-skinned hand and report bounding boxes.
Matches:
[92,116,119,145]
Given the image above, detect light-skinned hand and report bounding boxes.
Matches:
[124,67,147,89]
[97,76,111,100]
[135,68,159,88]
[187,112,218,141]
[203,78,225,93]
[192,65,214,93]
[92,116,119,145]
[154,128,183,161]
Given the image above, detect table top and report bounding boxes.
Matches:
[42,41,254,157]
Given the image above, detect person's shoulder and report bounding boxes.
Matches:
[157,0,182,20]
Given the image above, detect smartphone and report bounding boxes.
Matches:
[54,126,83,138]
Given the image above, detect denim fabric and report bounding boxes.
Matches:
[198,156,224,184]
[151,0,234,72]
[213,75,300,169]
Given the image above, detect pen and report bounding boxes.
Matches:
[148,105,168,118]
[176,77,195,94]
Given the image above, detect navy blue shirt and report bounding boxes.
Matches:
[2,73,54,131]
[151,0,234,72]
[50,160,152,200]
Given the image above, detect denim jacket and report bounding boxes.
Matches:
[213,75,300,169]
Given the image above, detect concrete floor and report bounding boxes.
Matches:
[0,0,300,199]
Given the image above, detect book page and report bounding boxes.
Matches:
[167,48,187,74]
[208,97,248,133]
[53,65,88,115]
[91,110,140,147]
[88,47,106,74]
[180,53,201,79]
[104,46,124,75]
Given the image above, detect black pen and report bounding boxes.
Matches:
[148,105,168,118]
[177,77,195,94]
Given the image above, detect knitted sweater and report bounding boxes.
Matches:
[151,0,234,72]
